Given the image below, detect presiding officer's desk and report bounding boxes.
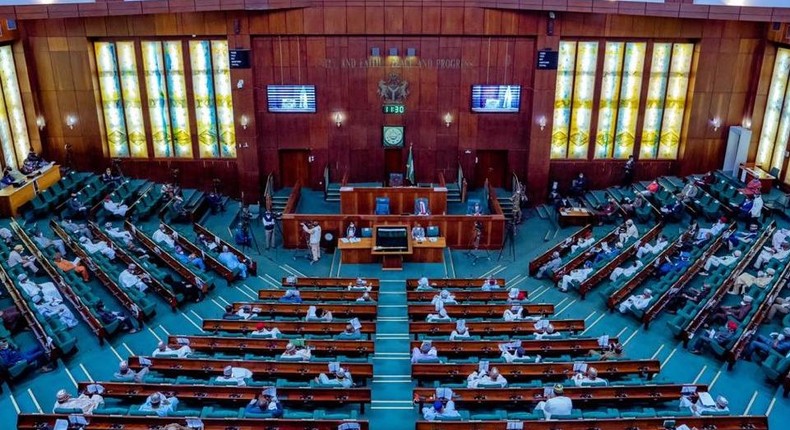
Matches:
[0,164,60,217]
[340,186,447,215]
[338,237,446,264]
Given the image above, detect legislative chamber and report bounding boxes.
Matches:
[0,1,789,430]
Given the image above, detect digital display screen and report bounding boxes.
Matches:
[471,85,521,113]
[267,85,316,113]
[383,105,405,114]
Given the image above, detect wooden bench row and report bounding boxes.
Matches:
[528,225,593,276]
[18,415,369,430]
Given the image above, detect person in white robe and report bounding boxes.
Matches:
[754,242,790,269]
[79,236,116,260]
[32,294,78,328]
[636,235,669,259]
[558,264,594,292]
[467,367,508,388]
[214,365,252,386]
[411,341,438,363]
[701,250,741,274]
[152,341,192,358]
[118,264,149,293]
[53,389,103,414]
[17,273,62,303]
[534,384,573,419]
[152,225,175,249]
[609,261,644,282]
[618,289,653,313]
[103,197,129,217]
[104,222,133,243]
[619,219,639,243]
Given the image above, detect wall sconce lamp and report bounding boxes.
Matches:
[742,118,752,130]
[65,115,77,130]
[443,113,453,128]
[537,116,547,131]
[237,142,249,149]
[236,79,245,89]
[308,155,315,163]
[407,48,417,57]
[710,117,721,132]
[333,112,344,127]
[240,115,249,130]
[36,116,46,131]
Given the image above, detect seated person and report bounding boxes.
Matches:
[431,289,456,306]
[281,342,311,361]
[356,292,373,302]
[740,177,762,196]
[102,196,129,217]
[0,339,52,372]
[660,195,684,218]
[572,366,607,386]
[569,172,588,197]
[52,253,89,282]
[8,244,38,274]
[31,229,66,256]
[666,284,712,314]
[0,167,21,187]
[174,246,206,271]
[348,277,370,290]
[32,294,78,328]
[535,252,561,279]
[206,191,225,214]
[162,275,202,303]
[21,150,47,174]
[346,221,357,239]
[507,287,526,303]
[591,241,622,265]
[411,341,438,363]
[66,193,88,219]
[79,236,116,260]
[450,320,470,341]
[636,235,669,259]
[619,219,639,243]
[279,289,302,303]
[468,201,484,216]
[467,366,507,388]
[416,276,435,290]
[558,262,594,292]
[218,246,248,279]
[197,233,218,252]
[681,393,729,417]
[234,225,251,247]
[588,342,624,361]
[500,344,538,363]
[727,223,759,251]
[104,222,133,243]
[426,303,451,322]
[707,295,753,326]
[534,324,562,340]
[96,301,137,333]
[251,322,281,338]
[743,327,790,361]
[152,224,175,249]
[700,250,741,275]
[215,365,253,386]
[481,276,501,290]
[62,219,92,240]
[754,242,790,269]
[52,388,103,414]
[305,306,332,322]
[697,218,728,240]
[245,387,283,417]
[114,360,149,382]
[690,321,738,355]
[100,167,122,188]
[169,196,189,221]
[655,252,691,276]
[422,395,460,421]
[415,198,430,216]
[412,223,426,241]
[235,305,256,320]
[119,264,150,293]
[596,198,618,224]
[139,392,179,417]
[570,233,595,253]
[609,260,644,282]
[618,289,653,314]
[534,384,572,419]
[337,322,362,340]
[152,340,192,358]
[315,368,353,388]
[680,179,699,203]
[17,273,62,303]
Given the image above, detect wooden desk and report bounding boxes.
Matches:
[0,164,60,217]
[740,164,774,194]
[407,290,514,302]
[203,319,377,335]
[558,207,595,228]
[414,416,767,430]
[18,414,370,430]
[230,302,378,319]
[409,337,618,358]
[412,359,659,381]
[406,278,506,289]
[410,320,585,335]
[529,225,592,275]
[259,289,379,302]
[338,237,446,264]
[340,186,447,215]
[171,335,374,356]
[128,356,373,379]
[408,304,554,320]
[279,277,380,289]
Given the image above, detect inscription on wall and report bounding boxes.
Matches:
[322,58,475,69]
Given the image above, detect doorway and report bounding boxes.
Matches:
[474,150,508,189]
[278,149,310,188]
[384,148,403,184]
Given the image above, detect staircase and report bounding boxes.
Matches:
[326,183,341,202]
[446,183,462,203]
[497,194,515,220]
[271,194,289,213]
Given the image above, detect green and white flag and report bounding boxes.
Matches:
[406,144,415,184]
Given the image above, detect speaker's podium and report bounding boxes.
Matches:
[371,225,411,270]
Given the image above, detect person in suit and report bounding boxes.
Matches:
[690,321,738,355]
[706,295,753,327]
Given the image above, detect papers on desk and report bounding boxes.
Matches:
[506,421,524,430]
[698,391,715,407]
[572,361,588,373]
[428,237,437,243]
[341,238,362,244]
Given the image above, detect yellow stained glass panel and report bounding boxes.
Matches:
[190,40,219,158]
[568,41,598,159]
[551,41,576,159]
[142,41,174,158]
[756,48,790,169]
[614,42,646,159]
[595,42,624,159]
[657,43,693,160]
[0,47,18,169]
[116,42,147,158]
[640,43,672,160]
[0,46,29,167]
[211,41,236,158]
[164,41,193,158]
[94,42,130,158]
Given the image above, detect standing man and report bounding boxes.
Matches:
[262,209,276,250]
[621,155,635,187]
[302,221,322,264]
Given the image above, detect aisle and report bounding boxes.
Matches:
[370,280,414,430]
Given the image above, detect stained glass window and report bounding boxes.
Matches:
[142,41,174,158]
[551,41,576,159]
[212,41,236,158]
[568,42,599,159]
[164,41,193,158]
[756,48,790,174]
[0,45,29,169]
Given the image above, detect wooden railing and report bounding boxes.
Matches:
[128,356,373,379]
[193,222,257,276]
[203,319,377,335]
[407,303,554,319]
[414,416,766,430]
[528,224,592,276]
[408,337,618,358]
[18,415,369,430]
[551,223,625,283]
[410,320,585,336]
[158,223,234,282]
[169,335,374,356]
[229,302,378,319]
[412,359,660,382]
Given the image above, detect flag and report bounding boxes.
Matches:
[406,144,415,184]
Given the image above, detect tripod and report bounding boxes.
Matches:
[498,220,516,262]
[238,215,260,255]
[293,229,313,262]
[466,224,490,266]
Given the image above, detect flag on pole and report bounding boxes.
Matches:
[406,143,415,185]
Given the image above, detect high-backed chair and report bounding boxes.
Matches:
[375,197,390,215]
[426,226,439,237]
[415,198,430,215]
[361,227,373,237]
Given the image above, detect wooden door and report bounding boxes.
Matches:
[474,150,508,189]
[384,148,403,182]
[279,149,310,187]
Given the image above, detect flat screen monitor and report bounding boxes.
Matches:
[471,85,521,113]
[374,226,409,252]
[267,85,316,113]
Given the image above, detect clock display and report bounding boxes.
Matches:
[382,104,405,114]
